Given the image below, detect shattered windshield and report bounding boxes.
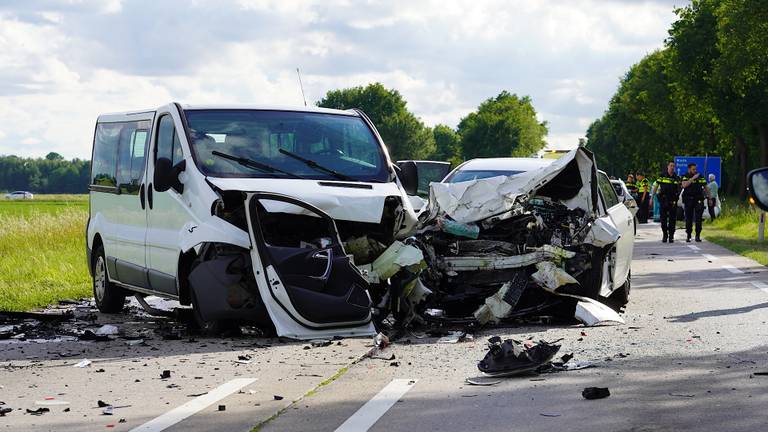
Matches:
[445,169,524,183]
[184,110,389,182]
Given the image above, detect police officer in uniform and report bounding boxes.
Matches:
[636,173,651,223]
[656,160,681,243]
[681,162,711,242]
[626,174,638,200]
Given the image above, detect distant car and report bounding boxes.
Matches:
[610,179,638,216]
[4,191,33,200]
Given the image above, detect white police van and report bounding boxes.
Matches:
[86,103,430,339]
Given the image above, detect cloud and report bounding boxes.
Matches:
[0,0,682,157]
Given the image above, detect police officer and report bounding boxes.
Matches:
[626,174,638,200]
[681,162,711,242]
[656,160,681,243]
[636,172,651,223]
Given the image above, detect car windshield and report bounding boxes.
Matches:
[184,110,389,182]
[445,169,524,183]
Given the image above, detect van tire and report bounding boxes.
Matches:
[189,287,239,336]
[92,245,126,313]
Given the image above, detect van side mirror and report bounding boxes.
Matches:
[748,167,768,211]
[396,161,419,196]
[154,158,186,193]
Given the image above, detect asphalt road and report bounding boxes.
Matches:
[4,223,768,431]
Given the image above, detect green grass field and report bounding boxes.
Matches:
[703,202,768,266]
[0,194,91,311]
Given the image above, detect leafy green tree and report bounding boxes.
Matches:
[45,152,64,161]
[317,83,435,160]
[457,91,548,159]
[430,124,462,165]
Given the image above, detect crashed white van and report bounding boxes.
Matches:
[87,104,422,339]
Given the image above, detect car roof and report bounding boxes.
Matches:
[98,103,359,123]
[456,157,555,172]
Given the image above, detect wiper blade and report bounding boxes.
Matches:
[278,149,352,181]
[211,151,304,179]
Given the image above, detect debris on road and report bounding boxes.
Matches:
[582,387,610,400]
[160,370,172,379]
[273,395,284,401]
[465,376,501,386]
[477,337,561,376]
[26,407,50,416]
[73,359,92,368]
[218,405,226,411]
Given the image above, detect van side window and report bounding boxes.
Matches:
[116,120,150,194]
[92,123,121,187]
[156,115,184,166]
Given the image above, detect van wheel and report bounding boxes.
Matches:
[92,245,126,313]
[189,288,239,336]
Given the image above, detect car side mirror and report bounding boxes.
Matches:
[748,167,768,211]
[396,161,419,196]
[154,158,186,193]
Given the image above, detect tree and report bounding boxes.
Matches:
[430,124,462,165]
[317,83,435,160]
[457,91,548,159]
[45,152,64,161]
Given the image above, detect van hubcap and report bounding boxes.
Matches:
[94,257,106,301]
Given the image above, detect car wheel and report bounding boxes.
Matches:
[92,245,127,313]
[609,270,631,307]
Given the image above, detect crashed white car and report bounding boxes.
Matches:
[407,151,634,326]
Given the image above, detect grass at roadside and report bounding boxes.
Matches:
[0,195,90,311]
[703,203,768,266]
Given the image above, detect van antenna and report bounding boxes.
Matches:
[296,68,307,107]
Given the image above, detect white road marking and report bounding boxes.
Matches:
[687,245,701,251]
[701,253,718,261]
[334,379,418,432]
[751,281,768,294]
[129,378,256,432]
[722,265,744,274]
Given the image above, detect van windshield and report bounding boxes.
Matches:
[184,110,389,182]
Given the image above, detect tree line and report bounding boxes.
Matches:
[586,0,767,198]
[0,153,90,194]
[1,85,548,194]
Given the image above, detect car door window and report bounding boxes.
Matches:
[116,121,150,194]
[598,173,620,209]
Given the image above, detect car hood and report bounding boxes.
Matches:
[207,177,406,224]
[426,148,599,224]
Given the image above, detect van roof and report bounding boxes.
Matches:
[97,103,358,123]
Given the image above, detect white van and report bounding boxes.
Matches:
[87,103,425,339]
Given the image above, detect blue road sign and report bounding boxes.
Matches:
[674,156,721,186]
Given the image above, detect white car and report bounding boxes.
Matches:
[430,152,635,307]
[4,191,33,200]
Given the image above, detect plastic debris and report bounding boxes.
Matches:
[160,370,171,379]
[26,407,50,415]
[273,395,284,401]
[0,407,12,416]
[73,359,92,368]
[34,399,69,406]
[582,387,610,400]
[477,337,561,376]
[95,325,119,336]
[465,376,501,386]
[218,405,226,411]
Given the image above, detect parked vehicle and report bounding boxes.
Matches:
[4,191,33,200]
[87,103,423,339]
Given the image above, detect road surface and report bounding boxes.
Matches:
[3,223,768,431]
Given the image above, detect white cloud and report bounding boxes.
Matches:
[0,0,681,158]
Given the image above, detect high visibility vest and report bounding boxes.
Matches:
[637,178,651,193]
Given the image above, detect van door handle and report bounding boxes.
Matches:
[147,183,154,210]
[139,184,146,210]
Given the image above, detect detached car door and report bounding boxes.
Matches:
[597,172,634,291]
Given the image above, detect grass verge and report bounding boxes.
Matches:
[703,203,768,266]
[0,198,90,311]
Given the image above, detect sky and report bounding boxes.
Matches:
[0,0,685,159]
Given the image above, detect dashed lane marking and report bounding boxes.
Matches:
[722,265,744,274]
[129,378,256,432]
[688,245,701,251]
[701,253,718,261]
[334,379,418,432]
[751,281,768,294]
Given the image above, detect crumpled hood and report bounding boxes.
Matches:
[427,148,599,224]
[207,177,404,224]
